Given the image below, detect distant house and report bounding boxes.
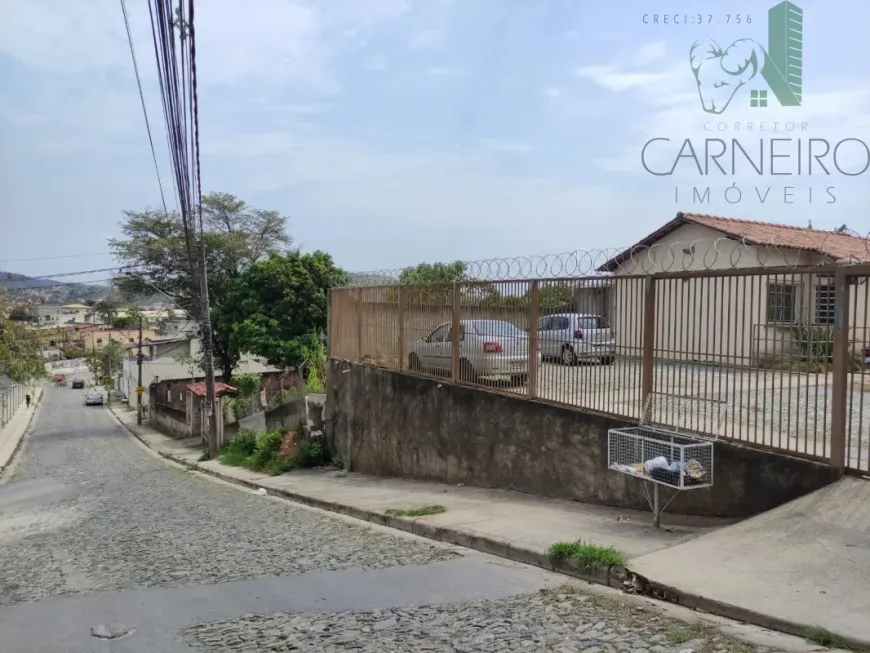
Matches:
[582,212,870,365]
[118,332,281,407]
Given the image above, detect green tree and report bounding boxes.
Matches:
[0,295,48,383]
[501,281,575,309]
[8,304,34,322]
[387,261,502,306]
[217,250,349,370]
[397,261,468,285]
[85,340,126,380]
[109,192,292,381]
[93,298,121,326]
[111,304,143,329]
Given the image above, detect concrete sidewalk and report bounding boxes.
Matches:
[0,385,43,475]
[107,404,870,648]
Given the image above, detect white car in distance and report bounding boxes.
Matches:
[408,319,541,385]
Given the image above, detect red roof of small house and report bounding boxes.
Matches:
[185,382,238,397]
[597,212,870,271]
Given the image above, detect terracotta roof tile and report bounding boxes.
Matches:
[598,212,870,271]
[681,213,870,262]
[186,381,237,397]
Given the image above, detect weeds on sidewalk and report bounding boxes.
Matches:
[385,505,447,517]
[805,626,849,649]
[218,427,330,476]
[549,540,627,570]
[666,620,718,645]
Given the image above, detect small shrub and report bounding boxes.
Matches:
[226,429,257,456]
[248,429,284,470]
[295,441,329,468]
[264,457,295,476]
[219,451,249,467]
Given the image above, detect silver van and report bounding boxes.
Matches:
[534,313,615,365]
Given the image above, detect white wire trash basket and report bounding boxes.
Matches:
[607,392,727,527]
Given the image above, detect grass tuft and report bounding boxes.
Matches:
[385,505,447,517]
[548,540,627,570]
[666,621,718,645]
[805,626,848,649]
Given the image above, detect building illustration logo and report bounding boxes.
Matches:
[689,1,803,115]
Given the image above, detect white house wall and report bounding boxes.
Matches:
[604,223,870,364]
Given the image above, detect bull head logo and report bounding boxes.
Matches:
[689,39,766,115]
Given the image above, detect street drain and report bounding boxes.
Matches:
[91,623,136,640]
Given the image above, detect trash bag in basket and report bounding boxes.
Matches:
[649,459,707,487]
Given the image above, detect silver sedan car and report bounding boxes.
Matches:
[84,391,104,406]
[408,319,541,385]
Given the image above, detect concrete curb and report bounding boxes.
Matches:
[0,386,45,477]
[104,403,869,651]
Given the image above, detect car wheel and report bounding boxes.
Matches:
[513,373,528,386]
[602,355,615,365]
[459,358,477,383]
[561,345,577,366]
[408,353,422,371]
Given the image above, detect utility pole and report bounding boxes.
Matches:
[108,334,113,402]
[92,341,97,385]
[198,237,218,458]
[137,315,144,426]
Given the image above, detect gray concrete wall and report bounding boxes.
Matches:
[152,405,191,439]
[326,359,839,518]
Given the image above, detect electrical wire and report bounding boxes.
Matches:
[146,0,199,284]
[119,0,171,220]
[0,252,113,264]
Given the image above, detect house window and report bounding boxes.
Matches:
[750,89,768,108]
[766,282,798,324]
[814,280,836,325]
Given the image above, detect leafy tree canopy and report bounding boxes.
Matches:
[0,295,47,383]
[109,192,292,380]
[217,250,349,370]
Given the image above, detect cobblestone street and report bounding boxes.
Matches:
[183,586,778,653]
[0,386,791,652]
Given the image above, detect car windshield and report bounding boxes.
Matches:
[470,320,525,338]
[577,316,611,330]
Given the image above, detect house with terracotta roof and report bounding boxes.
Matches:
[586,213,870,366]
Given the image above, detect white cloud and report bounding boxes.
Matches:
[409,29,443,49]
[361,54,389,72]
[630,41,667,67]
[578,52,870,187]
[544,86,562,100]
[427,66,461,77]
[477,139,532,153]
[576,65,680,93]
[0,0,412,91]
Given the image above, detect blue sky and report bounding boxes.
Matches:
[1,0,868,282]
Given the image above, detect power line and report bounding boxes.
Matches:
[2,267,126,283]
[120,0,171,219]
[0,252,113,264]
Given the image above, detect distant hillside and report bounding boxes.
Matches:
[0,270,59,289]
[1,270,109,303]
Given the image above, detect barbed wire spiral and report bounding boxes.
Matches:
[347,231,870,286]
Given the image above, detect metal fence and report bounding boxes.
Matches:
[329,264,870,475]
[0,383,26,428]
